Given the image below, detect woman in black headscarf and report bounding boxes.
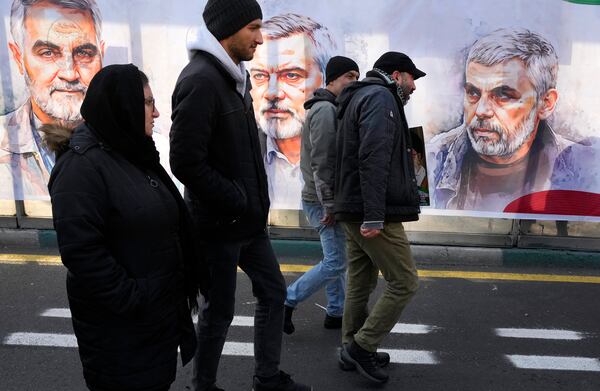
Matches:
[46,64,201,391]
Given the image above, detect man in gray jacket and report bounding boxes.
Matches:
[284,56,359,334]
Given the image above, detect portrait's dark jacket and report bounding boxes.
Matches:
[170,50,270,240]
[334,70,420,223]
[48,125,197,390]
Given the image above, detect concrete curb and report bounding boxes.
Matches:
[1,229,599,268]
[271,239,600,269]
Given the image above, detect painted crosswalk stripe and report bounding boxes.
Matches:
[192,315,254,327]
[40,308,71,318]
[3,332,254,357]
[380,348,438,365]
[390,323,437,334]
[506,355,600,372]
[41,308,254,327]
[496,328,584,340]
[5,332,433,363]
[4,332,77,348]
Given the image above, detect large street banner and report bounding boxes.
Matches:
[1,0,599,222]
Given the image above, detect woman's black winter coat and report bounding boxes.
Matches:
[49,124,196,390]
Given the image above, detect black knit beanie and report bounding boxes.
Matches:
[326,56,359,85]
[203,0,263,40]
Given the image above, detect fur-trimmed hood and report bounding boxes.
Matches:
[39,123,74,159]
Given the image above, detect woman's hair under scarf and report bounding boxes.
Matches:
[81,63,203,311]
[80,63,160,169]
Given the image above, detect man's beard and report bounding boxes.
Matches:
[25,71,86,127]
[467,107,538,157]
[397,81,411,106]
[259,101,303,140]
[229,37,256,62]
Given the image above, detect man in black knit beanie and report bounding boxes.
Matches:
[170,0,311,390]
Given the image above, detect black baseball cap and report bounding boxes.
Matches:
[373,51,426,79]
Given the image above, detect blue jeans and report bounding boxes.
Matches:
[285,200,346,317]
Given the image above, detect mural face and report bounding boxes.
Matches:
[250,33,323,141]
[9,2,103,126]
[464,59,543,161]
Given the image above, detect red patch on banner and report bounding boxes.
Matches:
[504,190,600,216]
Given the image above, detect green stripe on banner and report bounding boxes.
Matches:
[565,0,600,4]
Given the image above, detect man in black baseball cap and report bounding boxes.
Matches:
[333,52,425,384]
[372,51,426,105]
[373,51,426,80]
[170,1,311,390]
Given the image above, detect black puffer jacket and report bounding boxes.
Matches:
[170,51,270,240]
[48,65,197,391]
[334,70,420,223]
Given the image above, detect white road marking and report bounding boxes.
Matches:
[506,355,600,372]
[380,348,438,365]
[223,342,254,356]
[40,308,71,318]
[496,328,584,340]
[390,323,437,334]
[3,332,255,357]
[191,315,254,327]
[4,332,77,348]
[42,309,255,327]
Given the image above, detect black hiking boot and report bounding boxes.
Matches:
[339,342,389,383]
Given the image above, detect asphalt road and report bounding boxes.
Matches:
[1,257,600,391]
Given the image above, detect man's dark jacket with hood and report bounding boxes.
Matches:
[334,70,420,224]
[47,64,197,390]
[170,51,270,240]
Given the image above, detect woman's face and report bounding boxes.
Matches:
[143,84,159,137]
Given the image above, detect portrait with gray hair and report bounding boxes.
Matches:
[249,12,337,210]
[1,0,104,200]
[427,27,587,213]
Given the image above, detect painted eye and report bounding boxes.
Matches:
[40,50,54,58]
[283,72,302,82]
[252,73,269,81]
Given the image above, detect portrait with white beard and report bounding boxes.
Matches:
[0,0,104,200]
[249,13,336,210]
[427,27,591,213]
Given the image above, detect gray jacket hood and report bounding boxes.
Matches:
[186,23,247,95]
[304,88,337,110]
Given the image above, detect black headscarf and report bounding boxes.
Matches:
[81,63,160,169]
[80,64,205,310]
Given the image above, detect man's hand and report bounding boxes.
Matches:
[320,211,335,226]
[360,227,381,238]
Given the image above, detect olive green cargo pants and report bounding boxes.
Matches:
[340,222,419,352]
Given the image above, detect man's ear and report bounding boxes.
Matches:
[99,40,106,58]
[538,88,558,120]
[8,42,24,75]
